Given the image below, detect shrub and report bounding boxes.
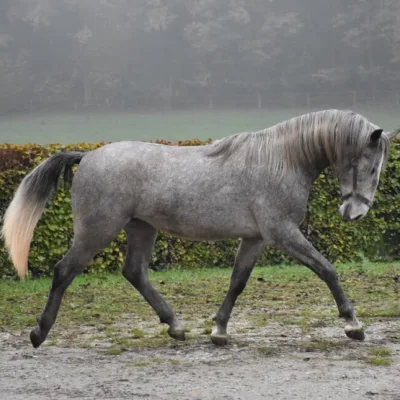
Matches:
[0,139,399,279]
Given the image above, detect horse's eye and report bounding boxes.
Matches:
[370,168,376,174]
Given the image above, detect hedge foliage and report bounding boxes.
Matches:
[0,139,399,279]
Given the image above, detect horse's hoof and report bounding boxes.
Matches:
[30,328,45,348]
[345,326,365,341]
[210,333,229,346]
[168,328,186,341]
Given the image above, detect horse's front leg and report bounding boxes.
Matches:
[271,224,364,340]
[211,238,265,345]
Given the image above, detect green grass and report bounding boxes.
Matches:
[367,348,393,366]
[127,358,180,367]
[369,348,392,357]
[131,328,145,339]
[298,339,348,353]
[256,346,278,356]
[0,262,399,350]
[104,346,124,356]
[368,358,392,366]
[1,107,399,144]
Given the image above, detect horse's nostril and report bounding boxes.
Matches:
[353,214,363,221]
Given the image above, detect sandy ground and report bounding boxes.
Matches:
[1,320,399,400]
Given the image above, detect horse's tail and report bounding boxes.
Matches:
[1,152,86,279]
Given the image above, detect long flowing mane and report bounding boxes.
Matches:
[206,109,390,175]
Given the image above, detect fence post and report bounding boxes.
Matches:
[257,94,262,110]
[208,94,214,109]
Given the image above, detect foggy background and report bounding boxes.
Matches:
[0,0,399,143]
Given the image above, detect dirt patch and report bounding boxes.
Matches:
[1,319,399,400]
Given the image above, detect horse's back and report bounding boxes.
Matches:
[70,140,259,240]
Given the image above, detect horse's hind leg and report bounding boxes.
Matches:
[211,238,265,346]
[30,219,127,348]
[122,219,185,341]
[30,242,101,348]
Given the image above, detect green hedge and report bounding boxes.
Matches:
[1,139,399,279]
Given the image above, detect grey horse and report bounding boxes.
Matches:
[2,109,399,348]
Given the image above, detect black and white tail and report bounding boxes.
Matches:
[1,152,85,279]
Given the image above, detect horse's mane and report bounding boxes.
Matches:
[206,109,390,175]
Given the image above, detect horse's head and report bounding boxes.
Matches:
[338,128,398,222]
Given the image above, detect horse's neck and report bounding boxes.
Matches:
[276,127,331,185]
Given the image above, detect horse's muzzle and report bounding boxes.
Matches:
[339,201,369,222]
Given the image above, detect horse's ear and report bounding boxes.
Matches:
[384,128,400,140]
[370,129,383,142]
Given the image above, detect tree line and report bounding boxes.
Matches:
[0,0,399,114]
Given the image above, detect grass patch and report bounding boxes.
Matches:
[202,319,214,335]
[1,262,399,350]
[367,357,392,366]
[0,109,311,144]
[366,347,393,366]
[104,346,124,356]
[128,361,150,367]
[127,358,180,367]
[369,348,392,357]
[131,328,144,339]
[256,346,278,356]
[298,339,347,353]
[358,303,400,319]
[2,107,398,145]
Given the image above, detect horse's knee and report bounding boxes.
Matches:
[51,245,94,289]
[122,266,146,289]
[52,260,74,289]
[320,267,338,284]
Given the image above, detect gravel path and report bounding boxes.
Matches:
[1,321,399,400]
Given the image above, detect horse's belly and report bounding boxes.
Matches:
[134,173,259,240]
[141,213,260,241]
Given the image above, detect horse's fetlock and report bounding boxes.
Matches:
[339,305,354,320]
[214,312,228,328]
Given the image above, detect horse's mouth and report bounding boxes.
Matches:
[339,202,368,222]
